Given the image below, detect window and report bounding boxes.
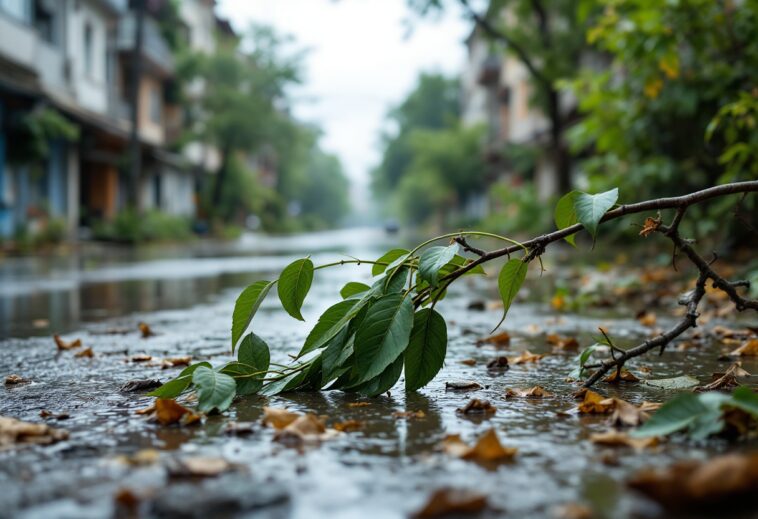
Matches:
[0,0,32,24]
[149,83,162,124]
[83,22,93,76]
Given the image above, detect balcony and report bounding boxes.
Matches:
[117,12,174,77]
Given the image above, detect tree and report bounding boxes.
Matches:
[371,73,460,197]
[409,0,596,194]
[180,25,302,212]
[569,0,758,198]
[298,148,351,229]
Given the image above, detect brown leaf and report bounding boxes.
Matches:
[75,347,94,358]
[154,399,201,426]
[697,363,750,392]
[138,322,156,338]
[114,448,161,466]
[333,420,364,432]
[505,386,553,398]
[460,358,477,366]
[121,379,162,392]
[608,399,652,427]
[274,414,335,446]
[39,410,69,420]
[604,368,640,383]
[508,350,545,364]
[576,390,615,414]
[114,488,140,515]
[412,488,488,518]
[445,380,482,391]
[590,430,659,450]
[262,407,300,429]
[0,416,69,449]
[476,331,511,347]
[223,421,256,436]
[628,453,758,510]
[392,410,426,420]
[168,456,232,478]
[135,404,156,415]
[53,335,82,350]
[547,334,579,350]
[441,429,517,463]
[456,399,497,415]
[347,402,370,408]
[711,325,754,340]
[4,374,27,386]
[161,356,192,369]
[551,503,594,519]
[486,356,509,370]
[636,311,657,327]
[639,216,661,237]
[129,354,153,362]
[730,339,758,357]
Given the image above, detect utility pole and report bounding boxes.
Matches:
[127,0,146,210]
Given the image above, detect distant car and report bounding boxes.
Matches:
[384,219,400,234]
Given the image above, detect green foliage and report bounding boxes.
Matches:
[632,387,758,441]
[192,366,237,413]
[418,244,458,288]
[568,0,758,201]
[231,280,274,352]
[404,308,447,391]
[574,188,619,240]
[494,259,529,330]
[340,282,370,299]
[277,258,314,321]
[554,191,579,246]
[9,108,79,164]
[92,210,192,243]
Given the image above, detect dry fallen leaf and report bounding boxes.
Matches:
[730,339,758,357]
[697,363,750,392]
[412,488,488,518]
[274,414,336,446]
[0,416,69,449]
[476,331,511,347]
[551,502,594,519]
[4,374,27,386]
[113,488,140,516]
[590,430,659,450]
[168,456,233,478]
[711,325,754,340]
[628,453,758,510]
[604,368,640,383]
[138,322,156,338]
[486,356,509,370]
[445,380,482,391]
[636,311,657,327]
[577,390,615,414]
[53,335,82,351]
[347,402,370,408]
[121,379,162,393]
[441,429,517,463]
[508,350,545,364]
[114,448,161,466]
[39,410,69,420]
[154,399,201,426]
[129,354,153,362]
[262,407,300,429]
[547,334,579,350]
[456,399,497,415]
[161,356,192,369]
[639,216,661,237]
[505,386,553,399]
[393,410,426,420]
[75,347,94,358]
[223,421,256,436]
[460,358,477,366]
[333,420,364,432]
[608,398,654,427]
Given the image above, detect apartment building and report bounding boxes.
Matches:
[0,0,220,241]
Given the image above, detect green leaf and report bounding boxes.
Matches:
[321,326,353,385]
[725,386,758,417]
[569,343,601,379]
[298,298,361,357]
[631,393,708,438]
[354,293,414,384]
[220,361,262,395]
[340,281,370,299]
[237,332,270,372]
[277,258,314,321]
[574,188,619,240]
[447,254,486,275]
[372,249,409,276]
[554,190,579,246]
[354,355,404,397]
[147,362,212,398]
[192,366,237,413]
[404,308,447,391]
[260,369,307,396]
[492,259,528,331]
[418,244,459,288]
[383,266,410,294]
[231,280,274,353]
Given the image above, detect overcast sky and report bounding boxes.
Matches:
[216,0,469,211]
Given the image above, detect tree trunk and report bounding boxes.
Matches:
[547,89,571,195]
[211,143,232,213]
